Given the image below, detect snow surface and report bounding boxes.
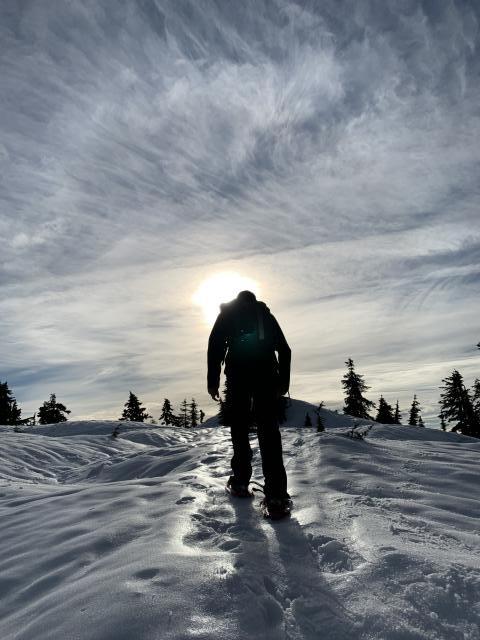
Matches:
[1,401,479,640]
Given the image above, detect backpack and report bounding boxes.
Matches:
[224,300,276,364]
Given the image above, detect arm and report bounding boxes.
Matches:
[272,316,291,395]
[207,311,228,399]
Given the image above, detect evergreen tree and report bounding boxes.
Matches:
[472,378,480,420]
[315,402,325,432]
[393,400,402,424]
[190,398,199,428]
[119,391,150,422]
[159,398,176,425]
[342,359,375,419]
[408,395,421,426]
[418,415,425,427]
[304,412,312,427]
[199,409,205,424]
[38,393,71,425]
[0,381,22,425]
[178,398,189,428]
[439,370,479,437]
[375,396,395,424]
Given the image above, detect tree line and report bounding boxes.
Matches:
[0,384,205,429]
[1,344,479,437]
[120,392,205,428]
[340,358,480,438]
[0,386,71,426]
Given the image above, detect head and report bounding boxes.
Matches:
[236,290,257,304]
[219,289,258,313]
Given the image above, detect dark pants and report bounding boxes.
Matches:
[228,377,288,500]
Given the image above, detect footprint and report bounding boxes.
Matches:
[210,470,228,478]
[310,535,364,573]
[183,501,243,555]
[219,539,241,551]
[134,568,160,580]
[183,482,207,490]
[176,496,196,505]
[201,455,223,464]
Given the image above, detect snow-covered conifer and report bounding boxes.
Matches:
[119,392,150,423]
[439,371,479,437]
[472,378,480,421]
[316,402,325,432]
[408,395,421,426]
[342,359,375,419]
[190,398,199,428]
[160,398,176,425]
[178,398,189,428]
[393,400,402,424]
[38,393,71,425]
[375,396,395,424]
[0,381,22,425]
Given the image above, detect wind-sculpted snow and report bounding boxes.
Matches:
[1,407,479,639]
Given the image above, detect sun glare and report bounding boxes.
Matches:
[193,272,259,325]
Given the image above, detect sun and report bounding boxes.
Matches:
[193,272,259,325]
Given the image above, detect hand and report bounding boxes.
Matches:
[277,384,289,397]
[208,386,220,401]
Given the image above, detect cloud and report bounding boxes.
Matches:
[1,0,480,424]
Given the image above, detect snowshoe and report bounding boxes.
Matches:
[225,477,254,498]
[260,496,292,520]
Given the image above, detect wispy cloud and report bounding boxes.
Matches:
[1,1,479,423]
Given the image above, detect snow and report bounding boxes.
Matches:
[1,402,479,640]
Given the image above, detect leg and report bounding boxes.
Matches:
[253,386,288,499]
[228,382,253,485]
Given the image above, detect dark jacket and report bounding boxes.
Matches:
[207,297,291,393]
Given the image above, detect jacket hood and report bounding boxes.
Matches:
[219,297,270,314]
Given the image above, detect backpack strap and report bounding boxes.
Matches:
[257,305,265,341]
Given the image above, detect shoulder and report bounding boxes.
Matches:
[257,301,272,316]
[218,300,236,320]
[213,300,237,330]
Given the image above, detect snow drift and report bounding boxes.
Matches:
[1,400,479,639]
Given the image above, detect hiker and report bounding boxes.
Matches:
[207,290,292,516]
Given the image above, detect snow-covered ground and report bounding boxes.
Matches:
[1,401,479,640]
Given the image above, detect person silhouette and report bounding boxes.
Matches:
[207,290,291,516]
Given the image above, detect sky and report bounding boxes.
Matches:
[1,0,479,426]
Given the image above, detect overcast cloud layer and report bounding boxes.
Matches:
[1,0,479,424]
